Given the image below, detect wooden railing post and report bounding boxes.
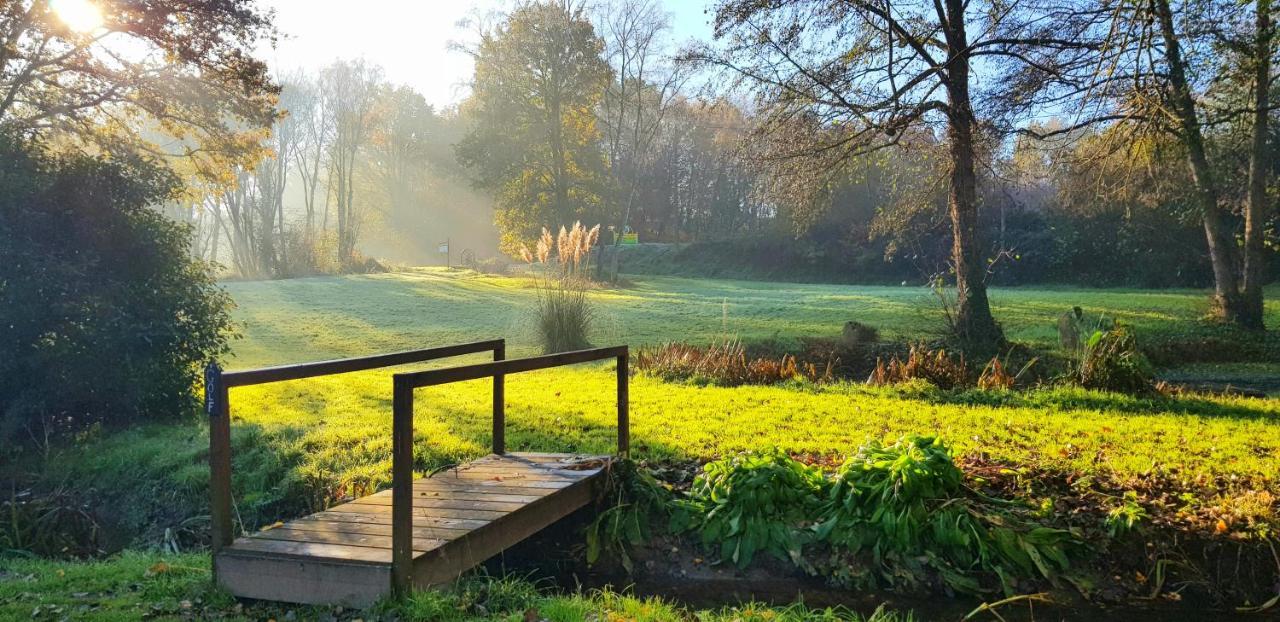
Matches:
[492,341,505,455]
[617,349,629,458]
[205,362,234,554]
[391,380,414,595]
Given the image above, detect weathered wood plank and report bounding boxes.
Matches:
[217,453,611,606]
[216,552,390,606]
[328,502,507,521]
[285,518,471,540]
[226,537,396,564]
[298,511,491,530]
[353,493,529,511]
[252,527,445,552]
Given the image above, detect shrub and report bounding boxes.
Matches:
[867,344,968,389]
[815,436,1078,595]
[635,340,833,386]
[672,450,828,568]
[1069,326,1154,393]
[279,227,341,277]
[520,223,599,353]
[841,321,879,347]
[0,137,235,444]
[585,460,671,573]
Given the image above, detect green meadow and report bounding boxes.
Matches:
[34,269,1278,533]
[7,269,1280,620]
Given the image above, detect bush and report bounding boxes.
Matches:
[815,436,1078,595]
[1069,326,1154,393]
[521,223,599,353]
[672,450,827,568]
[0,137,235,444]
[635,340,833,386]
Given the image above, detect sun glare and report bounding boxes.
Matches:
[51,0,104,33]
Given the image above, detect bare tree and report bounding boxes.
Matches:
[683,0,1095,349]
[320,60,383,266]
[594,0,686,279]
[1242,0,1276,328]
[282,72,331,240]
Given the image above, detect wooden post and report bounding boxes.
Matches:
[205,362,234,554]
[492,341,506,455]
[391,380,414,595]
[617,350,629,457]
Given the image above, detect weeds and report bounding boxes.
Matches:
[1068,326,1154,393]
[585,460,671,573]
[636,340,833,387]
[868,344,969,389]
[977,355,1038,390]
[520,222,600,353]
[0,486,100,558]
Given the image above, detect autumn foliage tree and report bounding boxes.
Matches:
[457,1,613,254]
[0,0,279,176]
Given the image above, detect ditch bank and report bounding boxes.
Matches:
[485,507,1273,622]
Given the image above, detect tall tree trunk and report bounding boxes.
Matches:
[943,0,1004,350]
[1153,0,1245,323]
[1242,0,1273,330]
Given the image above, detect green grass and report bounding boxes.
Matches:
[0,553,911,621]
[18,269,1280,541]
[224,268,1280,363]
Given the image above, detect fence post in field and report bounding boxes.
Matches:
[205,362,233,554]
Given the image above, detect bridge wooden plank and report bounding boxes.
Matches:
[216,453,609,606]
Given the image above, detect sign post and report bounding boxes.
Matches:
[438,238,450,268]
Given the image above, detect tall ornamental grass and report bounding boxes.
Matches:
[521,222,600,353]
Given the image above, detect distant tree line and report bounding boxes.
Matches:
[457,0,1277,345]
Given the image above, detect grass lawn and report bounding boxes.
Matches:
[225,268,1280,362]
[29,269,1277,536]
[5,270,1279,619]
[0,552,908,621]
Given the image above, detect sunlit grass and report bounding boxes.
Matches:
[0,553,912,621]
[23,269,1280,543]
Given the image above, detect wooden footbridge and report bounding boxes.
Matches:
[204,340,629,605]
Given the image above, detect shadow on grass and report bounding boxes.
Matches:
[909,384,1280,423]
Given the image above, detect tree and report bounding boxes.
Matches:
[684,0,1082,349]
[1016,0,1277,327]
[0,0,278,174]
[320,59,382,266]
[595,0,685,280]
[1242,0,1276,328]
[457,0,612,253]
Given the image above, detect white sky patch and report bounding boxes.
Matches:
[256,0,713,110]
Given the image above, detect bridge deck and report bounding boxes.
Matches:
[214,453,609,606]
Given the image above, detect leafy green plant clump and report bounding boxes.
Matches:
[672,449,828,568]
[0,137,235,445]
[671,438,1080,596]
[586,459,672,572]
[1070,326,1154,393]
[815,436,1077,595]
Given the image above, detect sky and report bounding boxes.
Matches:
[256,0,715,110]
